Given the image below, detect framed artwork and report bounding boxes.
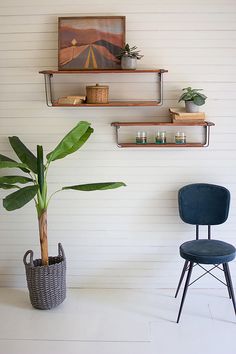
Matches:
[58,16,126,70]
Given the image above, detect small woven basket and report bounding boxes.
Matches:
[86,83,109,104]
[23,243,66,310]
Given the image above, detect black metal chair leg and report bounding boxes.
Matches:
[223,263,232,299]
[224,263,236,315]
[177,262,194,323]
[175,260,189,298]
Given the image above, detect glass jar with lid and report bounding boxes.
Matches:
[155,131,166,144]
[136,131,147,144]
[175,131,186,144]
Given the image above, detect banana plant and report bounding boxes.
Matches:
[0,121,126,266]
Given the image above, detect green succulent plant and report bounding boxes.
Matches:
[0,121,126,265]
[116,43,144,60]
[178,87,207,106]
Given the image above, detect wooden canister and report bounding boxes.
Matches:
[86,83,109,104]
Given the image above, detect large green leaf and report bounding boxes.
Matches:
[0,153,15,162]
[3,185,38,211]
[37,145,44,193]
[46,121,94,162]
[0,154,29,173]
[0,160,29,170]
[0,175,33,184]
[0,183,19,190]
[197,93,207,99]
[62,182,126,192]
[8,136,38,173]
[193,96,205,106]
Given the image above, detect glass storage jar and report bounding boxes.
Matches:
[155,131,166,144]
[136,131,147,144]
[175,131,186,144]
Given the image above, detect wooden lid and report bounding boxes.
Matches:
[86,83,109,89]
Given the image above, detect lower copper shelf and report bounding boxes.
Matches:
[119,143,204,148]
[112,122,214,148]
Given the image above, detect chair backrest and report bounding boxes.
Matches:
[178,183,230,226]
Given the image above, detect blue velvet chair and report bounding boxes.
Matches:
[175,183,236,323]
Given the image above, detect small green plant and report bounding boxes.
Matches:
[178,87,207,106]
[0,121,126,266]
[116,43,144,60]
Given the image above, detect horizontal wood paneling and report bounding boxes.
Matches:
[0,0,236,289]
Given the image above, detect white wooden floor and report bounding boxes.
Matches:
[0,288,235,354]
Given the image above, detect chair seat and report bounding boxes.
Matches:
[180,239,236,264]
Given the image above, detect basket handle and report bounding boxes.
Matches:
[23,250,34,266]
[58,243,65,260]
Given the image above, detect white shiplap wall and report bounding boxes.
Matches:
[0,0,236,288]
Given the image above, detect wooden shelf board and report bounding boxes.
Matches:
[39,69,168,75]
[111,121,215,127]
[119,143,204,148]
[52,101,161,107]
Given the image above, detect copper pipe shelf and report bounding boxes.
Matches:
[39,69,168,74]
[111,121,215,148]
[52,100,162,107]
[120,143,205,148]
[39,69,168,107]
[111,121,215,127]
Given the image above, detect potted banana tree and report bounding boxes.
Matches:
[0,121,125,309]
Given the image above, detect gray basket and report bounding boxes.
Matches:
[23,243,66,310]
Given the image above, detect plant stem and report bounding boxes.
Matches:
[46,189,62,208]
[38,209,48,265]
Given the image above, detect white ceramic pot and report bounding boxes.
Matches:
[185,101,200,113]
[121,57,137,70]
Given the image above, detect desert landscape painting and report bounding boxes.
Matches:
[58,16,125,70]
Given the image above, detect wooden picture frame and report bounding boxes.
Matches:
[58,16,126,70]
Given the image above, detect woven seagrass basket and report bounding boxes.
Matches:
[23,243,66,310]
[86,83,109,104]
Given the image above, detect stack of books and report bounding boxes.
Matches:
[169,107,205,123]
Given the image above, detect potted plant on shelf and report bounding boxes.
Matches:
[0,121,126,310]
[178,87,207,113]
[117,43,144,70]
